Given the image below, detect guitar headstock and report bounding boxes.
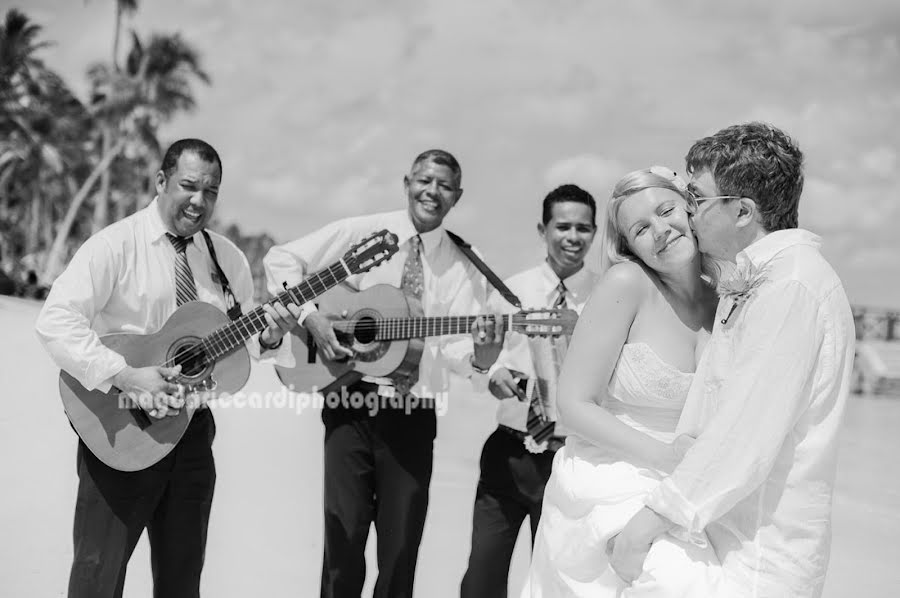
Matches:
[344,229,399,275]
[510,308,578,337]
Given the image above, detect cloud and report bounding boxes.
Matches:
[859,146,898,176]
[544,155,625,207]
[801,177,894,233]
[25,0,900,300]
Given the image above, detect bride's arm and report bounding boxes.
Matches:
[557,262,678,472]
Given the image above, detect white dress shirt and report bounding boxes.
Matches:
[645,229,856,598]
[486,261,599,431]
[36,198,293,393]
[263,209,491,398]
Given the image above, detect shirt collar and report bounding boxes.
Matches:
[390,209,444,255]
[539,260,594,303]
[736,228,822,268]
[146,196,204,246]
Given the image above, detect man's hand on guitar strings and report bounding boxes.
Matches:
[113,365,186,419]
[303,311,354,362]
[471,313,505,372]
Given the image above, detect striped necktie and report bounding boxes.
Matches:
[393,235,424,394]
[525,280,568,444]
[553,280,568,309]
[167,234,199,306]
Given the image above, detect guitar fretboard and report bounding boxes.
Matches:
[373,314,518,341]
[198,260,354,360]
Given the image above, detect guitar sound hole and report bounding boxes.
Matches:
[353,316,377,344]
[174,343,209,377]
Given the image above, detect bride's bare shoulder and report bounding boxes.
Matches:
[596,261,653,300]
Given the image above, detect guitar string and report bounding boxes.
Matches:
[330,315,567,333]
[158,259,353,370]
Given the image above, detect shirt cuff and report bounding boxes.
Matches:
[297,301,318,327]
[89,355,129,393]
[251,332,296,368]
[644,477,703,536]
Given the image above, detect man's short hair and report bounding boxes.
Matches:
[685,122,803,232]
[160,138,223,180]
[542,184,597,226]
[411,149,461,181]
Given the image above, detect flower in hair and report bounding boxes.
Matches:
[649,165,688,193]
[716,261,768,325]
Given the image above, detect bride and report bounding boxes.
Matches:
[523,167,722,597]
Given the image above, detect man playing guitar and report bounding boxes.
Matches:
[36,139,301,598]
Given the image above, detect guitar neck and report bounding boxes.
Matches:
[374,314,516,341]
[200,260,353,360]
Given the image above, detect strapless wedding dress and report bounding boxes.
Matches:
[522,343,721,597]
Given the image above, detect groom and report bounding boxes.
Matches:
[609,122,856,597]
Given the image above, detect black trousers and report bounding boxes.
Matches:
[460,427,557,598]
[320,383,437,598]
[68,409,216,598]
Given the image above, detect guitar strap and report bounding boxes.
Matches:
[446,230,522,309]
[201,230,243,321]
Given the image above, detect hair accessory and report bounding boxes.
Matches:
[649,165,688,193]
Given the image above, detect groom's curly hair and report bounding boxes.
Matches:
[685,122,804,232]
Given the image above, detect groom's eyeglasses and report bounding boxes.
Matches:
[684,188,743,214]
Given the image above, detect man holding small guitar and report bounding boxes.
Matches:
[264,149,506,598]
[36,139,302,598]
[460,184,599,598]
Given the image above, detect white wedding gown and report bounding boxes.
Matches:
[522,343,722,597]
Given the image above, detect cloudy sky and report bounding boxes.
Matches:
[23,0,900,306]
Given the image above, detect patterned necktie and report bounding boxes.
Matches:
[526,280,568,444]
[393,235,424,394]
[167,234,198,306]
[553,280,568,309]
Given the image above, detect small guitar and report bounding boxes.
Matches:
[274,284,578,393]
[59,230,398,471]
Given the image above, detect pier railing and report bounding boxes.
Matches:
[853,306,900,341]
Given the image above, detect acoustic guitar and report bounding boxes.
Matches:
[274,284,578,393]
[59,230,398,471]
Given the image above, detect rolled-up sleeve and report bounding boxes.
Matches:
[645,280,822,533]
[35,237,128,392]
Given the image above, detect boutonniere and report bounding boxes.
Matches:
[716,262,768,325]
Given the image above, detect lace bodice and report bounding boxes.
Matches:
[603,342,694,440]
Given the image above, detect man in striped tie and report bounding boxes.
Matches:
[461,184,599,598]
[36,138,302,598]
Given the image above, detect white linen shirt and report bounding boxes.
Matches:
[484,261,598,431]
[263,209,491,398]
[36,198,293,393]
[645,229,856,598]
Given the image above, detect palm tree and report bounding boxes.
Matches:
[42,31,210,282]
[0,9,51,97]
[112,0,139,71]
[0,10,85,277]
[91,0,139,233]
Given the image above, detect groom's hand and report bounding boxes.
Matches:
[607,507,673,583]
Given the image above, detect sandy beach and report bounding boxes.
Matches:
[2,295,898,597]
